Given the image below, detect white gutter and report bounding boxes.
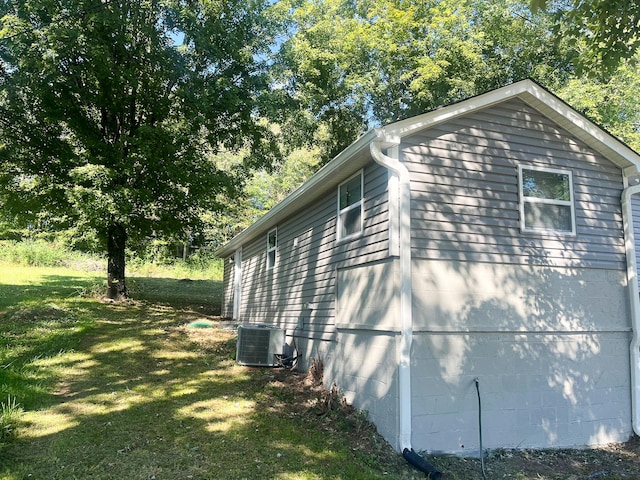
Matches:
[370,131,413,452]
[622,182,640,436]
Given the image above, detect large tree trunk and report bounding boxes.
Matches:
[107,223,127,300]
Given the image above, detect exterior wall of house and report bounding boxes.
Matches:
[224,161,401,441]
[220,95,637,455]
[329,329,400,443]
[222,257,235,318]
[402,98,632,453]
[235,161,391,333]
[411,261,631,453]
[224,161,389,376]
[328,258,402,445]
[224,162,398,439]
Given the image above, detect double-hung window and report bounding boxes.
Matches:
[267,228,277,269]
[519,165,575,235]
[337,171,363,241]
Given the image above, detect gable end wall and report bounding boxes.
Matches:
[404,98,632,453]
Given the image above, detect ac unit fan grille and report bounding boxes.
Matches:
[236,325,284,367]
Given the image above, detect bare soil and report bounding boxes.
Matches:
[265,364,640,479]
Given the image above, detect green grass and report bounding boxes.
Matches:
[0,240,101,270]
[0,264,411,480]
[127,276,222,314]
[0,239,224,280]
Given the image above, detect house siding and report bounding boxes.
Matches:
[233,161,392,356]
[228,161,402,444]
[222,257,234,318]
[218,87,640,456]
[404,99,625,269]
[403,99,632,453]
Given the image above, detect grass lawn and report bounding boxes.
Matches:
[2,263,640,479]
[0,264,411,480]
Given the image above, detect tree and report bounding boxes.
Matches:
[274,0,576,160]
[0,0,279,298]
[557,57,640,151]
[531,0,640,73]
[208,141,322,244]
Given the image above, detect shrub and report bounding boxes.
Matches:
[0,240,69,266]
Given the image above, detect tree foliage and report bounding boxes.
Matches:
[273,0,577,162]
[0,0,279,297]
[2,0,640,281]
[212,143,322,240]
[532,0,640,73]
[557,57,640,152]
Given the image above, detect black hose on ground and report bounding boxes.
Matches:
[402,448,443,479]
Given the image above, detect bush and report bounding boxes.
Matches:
[0,240,223,280]
[0,240,70,266]
[128,253,223,280]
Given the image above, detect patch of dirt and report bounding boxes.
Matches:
[262,363,640,479]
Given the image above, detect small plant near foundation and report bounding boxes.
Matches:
[306,356,324,386]
[315,383,347,415]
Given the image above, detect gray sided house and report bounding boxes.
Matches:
[215,79,640,455]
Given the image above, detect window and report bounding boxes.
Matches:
[267,228,277,269]
[519,165,575,234]
[337,171,363,240]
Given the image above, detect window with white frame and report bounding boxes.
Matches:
[519,165,575,234]
[337,171,363,240]
[266,228,277,269]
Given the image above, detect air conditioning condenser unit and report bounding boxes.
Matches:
[236,324,285,367]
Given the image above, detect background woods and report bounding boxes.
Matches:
[1,0,639,294]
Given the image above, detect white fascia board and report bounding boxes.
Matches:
[382,80,534,138]
[516,83,640,172]
[383,79,640,173]
[214,129,378,258]
[216,79,640,258]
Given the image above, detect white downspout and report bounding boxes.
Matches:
[622,183,640,436]
[370,132,413,452]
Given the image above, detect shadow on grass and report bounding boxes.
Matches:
[0,274,101,409]
[0,306,383,479]
[127,276,222,316]
[0,271,392,479]
[0,273,102,310]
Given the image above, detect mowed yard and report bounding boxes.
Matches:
[0,264,412,480]
[3,263,640,480]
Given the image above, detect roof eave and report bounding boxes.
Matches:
[214,129,378,257]
[216,79,640,258]
[515,84,640,172]
[381,79,640,172]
